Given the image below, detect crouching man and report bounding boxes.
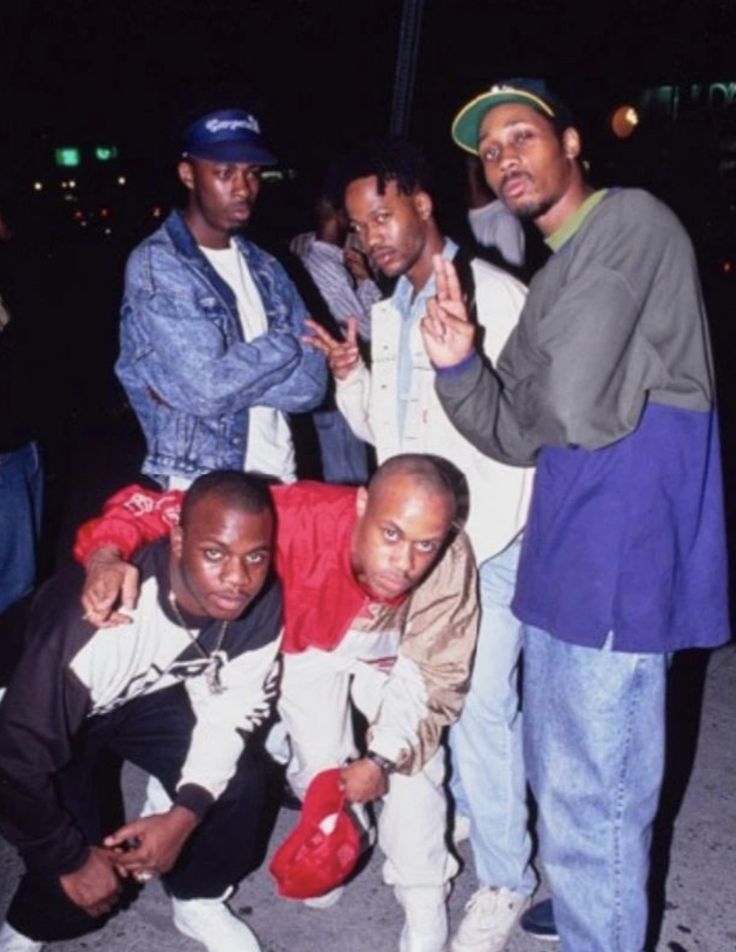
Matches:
[74,455,479,952]
[0,472,281,952]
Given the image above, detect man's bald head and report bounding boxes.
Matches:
[367,454,459,520]
[351,454,460,600]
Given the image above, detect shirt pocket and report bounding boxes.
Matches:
[196,295,239,345]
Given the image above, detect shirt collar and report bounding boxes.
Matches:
[545,189,608,252]
[392,236,459,311]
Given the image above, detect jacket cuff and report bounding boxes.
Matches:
[175,783,214,821]
[334,359,366,388]
[432,351,480,378]
[27,837,90,878]
[74,520,142,565]
[365,728,409,772]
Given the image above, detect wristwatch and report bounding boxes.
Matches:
[365,750,396,775]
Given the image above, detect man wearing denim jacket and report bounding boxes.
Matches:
[117,109,327,489]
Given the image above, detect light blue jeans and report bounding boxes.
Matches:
[523,625,668,952]
[449,536,535,896]
[0,442,43,616]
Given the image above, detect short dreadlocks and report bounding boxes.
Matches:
[329,138,434,208]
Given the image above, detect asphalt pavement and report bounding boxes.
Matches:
[1,643,734,951]
[1,424,734,951]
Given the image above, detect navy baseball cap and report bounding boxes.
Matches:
[452,79,574,155]
[182,109,278,166]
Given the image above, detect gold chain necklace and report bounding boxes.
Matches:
[168,591,229,695]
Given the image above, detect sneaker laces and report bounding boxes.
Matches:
[463,886,502,916]
[456,886,528,942]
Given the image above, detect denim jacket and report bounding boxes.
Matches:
[117,210,327,484]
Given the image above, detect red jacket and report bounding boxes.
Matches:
[75,481,401,654]
[76,479,479,775]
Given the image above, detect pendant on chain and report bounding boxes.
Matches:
[169,591,229,696]
[205,662,226,695]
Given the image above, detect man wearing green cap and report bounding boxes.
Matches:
[420,78,730,951]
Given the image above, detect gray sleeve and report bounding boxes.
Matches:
[436,260,661,465]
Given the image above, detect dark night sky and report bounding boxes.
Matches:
[0,0,734,475]
[1,0,734,168]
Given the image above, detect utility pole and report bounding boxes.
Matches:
[389,0,427,137]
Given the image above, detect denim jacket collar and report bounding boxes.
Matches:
[163,209,285,330]
[163,210,240,323]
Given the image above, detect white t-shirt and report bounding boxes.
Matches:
[468,200,525,268]
[200,242,296,484]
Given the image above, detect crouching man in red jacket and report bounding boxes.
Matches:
[72,454,479,952]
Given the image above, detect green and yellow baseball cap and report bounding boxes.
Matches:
[451,78,574,155]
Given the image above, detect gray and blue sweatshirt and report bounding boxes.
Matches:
[436,188,729,652]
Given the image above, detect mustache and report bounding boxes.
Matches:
[501,170,532,189]
[369,247,395,265]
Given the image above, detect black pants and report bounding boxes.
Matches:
[8,684,275,942]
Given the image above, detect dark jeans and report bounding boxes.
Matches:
[313,409,370,484]
[7,684,275,942]
[0,441,43,616]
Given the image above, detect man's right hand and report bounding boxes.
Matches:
[303,316,361,380]
[420,255,476,368]
[82,546,140,627]
[103,806,199,877]
[59,846,122,918]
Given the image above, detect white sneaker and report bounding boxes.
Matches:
[395,885,449,952]
[302,885,345,909]
[0,923,43,951]
[171,894,261,952]
[451,886,529,952]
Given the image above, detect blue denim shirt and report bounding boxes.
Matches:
[117,210,327,484]
[391,237,458,438]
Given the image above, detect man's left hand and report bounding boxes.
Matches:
[103,806,199,877]
[344,245,372,283]
[340,758,388,803]
[303,317,362,381]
